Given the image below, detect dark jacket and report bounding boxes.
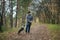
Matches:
[26,14,33,23]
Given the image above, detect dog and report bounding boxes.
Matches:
[18,25,25,34]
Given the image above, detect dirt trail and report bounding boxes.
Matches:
[8,23,51,40]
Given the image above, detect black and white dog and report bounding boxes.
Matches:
[18,25,25,34]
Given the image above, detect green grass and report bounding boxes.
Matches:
[47,24,60,40]
[47,24,60,31]
[0,27,19,40]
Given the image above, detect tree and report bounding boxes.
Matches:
[15,0,19,27]
[9,0,13,28]
[0,13,3,32]
[1,0,6,27]
[16,0,32,26]
[0,0,6,32]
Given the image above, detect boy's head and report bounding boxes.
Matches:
[28,11,32,15]
[28,11,30,14]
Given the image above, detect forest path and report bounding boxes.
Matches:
[8,22,51,40]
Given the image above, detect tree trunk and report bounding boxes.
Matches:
[15,0,19,27]
[1,0,6,27]
[0,14,3,32]
[9,0,13,28]
[0,0,5,32]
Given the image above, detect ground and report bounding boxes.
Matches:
[7,22,51,40]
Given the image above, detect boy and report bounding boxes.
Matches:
[26,11,33,33]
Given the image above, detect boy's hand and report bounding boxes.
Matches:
[28,20,32,23]
[29,21,32,23]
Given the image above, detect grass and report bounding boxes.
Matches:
[0,27,19,40]
[0,23,60,40]
[47,24,60,31]
[47,24,60,40]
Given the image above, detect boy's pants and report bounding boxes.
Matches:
[26,22,31,33]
